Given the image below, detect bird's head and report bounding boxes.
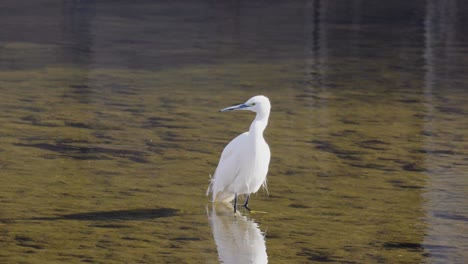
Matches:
[220,95,271,114]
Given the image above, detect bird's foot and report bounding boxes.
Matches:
[242,205,251,211]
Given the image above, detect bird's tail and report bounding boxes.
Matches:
[262,178,269,196]
[206,174,213,197]
[206,174,234,202]
[214,191,235,203]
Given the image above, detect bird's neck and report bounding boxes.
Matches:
[249,112,270,136]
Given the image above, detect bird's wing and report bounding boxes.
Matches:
[260,143,271,192]
[208,132,249,202]
[218,132,248,167]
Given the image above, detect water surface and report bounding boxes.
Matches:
[0,1,467,263]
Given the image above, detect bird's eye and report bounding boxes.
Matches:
[251,103,256,106]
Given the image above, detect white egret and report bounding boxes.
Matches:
[206,95,271,213]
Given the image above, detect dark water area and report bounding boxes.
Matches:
[0,0,467,263]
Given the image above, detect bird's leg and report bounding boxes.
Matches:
[233,193,238,213]
[243,194,251,211]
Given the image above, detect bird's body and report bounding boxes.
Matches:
[207,95,271,213]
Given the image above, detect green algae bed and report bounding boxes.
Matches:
[0,61,466,263]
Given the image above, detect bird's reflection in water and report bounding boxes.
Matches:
[207,203,268,264]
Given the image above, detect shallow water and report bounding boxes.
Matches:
[1,1,467,263]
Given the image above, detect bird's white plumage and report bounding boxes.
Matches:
[207,95,271,207]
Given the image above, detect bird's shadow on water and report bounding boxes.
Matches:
[0,208,179,222]
[207,203,268,264]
